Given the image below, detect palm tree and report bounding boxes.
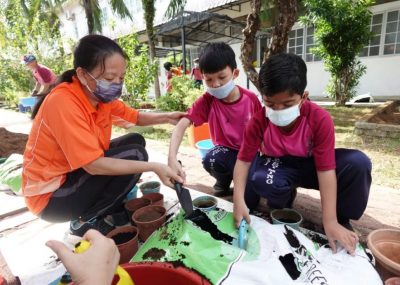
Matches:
[81,0,132,34]
[241,0,298,90]
[142,0,161,99]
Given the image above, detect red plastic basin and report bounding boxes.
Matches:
[112,262,211,285]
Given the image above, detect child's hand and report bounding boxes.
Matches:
[154,163,183,188]
[233,198,251,228]
[168,159,186,184]
[324,221,359,255]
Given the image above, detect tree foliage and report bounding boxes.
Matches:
[301,0,374,105]
[0,0,71,105]
[118,33,157,108]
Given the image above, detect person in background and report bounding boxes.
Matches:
[22,35,184,237]
[233,53,371,255]
[190,58,203,88]
[22,54,58,95]
[46,229,119,285]
[163,61,173,93]
[168,42,262,196]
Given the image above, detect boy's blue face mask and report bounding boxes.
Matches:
[206,77,236,100]
[86,72,123,103]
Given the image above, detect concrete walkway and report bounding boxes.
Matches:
[0,108,399,283]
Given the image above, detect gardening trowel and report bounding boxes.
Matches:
[232,219,248,250]
[174,182,193,218]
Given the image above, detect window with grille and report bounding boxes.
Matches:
[383,10,400,55]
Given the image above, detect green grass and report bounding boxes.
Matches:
[325,106,400,189]
[115,106,400,189]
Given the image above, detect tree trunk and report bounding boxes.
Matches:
[264,0,298,59]
[82,0,94,34]
[143,0,161,99]
[240,0,261,91]
[240,0,298,92]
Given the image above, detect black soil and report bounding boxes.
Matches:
[189,209,233,244]
[110,232,135,245]
[142,248,166,261]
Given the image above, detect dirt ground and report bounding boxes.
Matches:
[0,128,28,157]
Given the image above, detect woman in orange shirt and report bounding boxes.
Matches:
[22,35,184,237]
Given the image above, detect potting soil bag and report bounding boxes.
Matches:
[133,209,382,285]
[0,153,23,194]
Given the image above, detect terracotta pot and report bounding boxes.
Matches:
[106,226,139,264]
[142,192,164,206]
[124,197,151,222]
[187,123,211,148]
[139,181,161,195]
[367,229,400,280]
[132,205,166,242]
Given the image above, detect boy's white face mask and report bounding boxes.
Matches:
[206,77,235,100]
[265,103,301,127]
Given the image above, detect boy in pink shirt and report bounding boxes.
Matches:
[168,43,262,196]
[233,53,371,255]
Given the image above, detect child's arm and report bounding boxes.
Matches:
[318,170,359,255]
[168,117,192,182]
[233,159,252,227]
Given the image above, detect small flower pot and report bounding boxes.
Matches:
[193,196,217,212]
[126,185,139,201]
[124,197,151,222]
[106,226,139,264]
[270,208,303,230]
[132,205,166,242]
[139,181,161,195]
[142,192,164,207]
[367,229,400,280]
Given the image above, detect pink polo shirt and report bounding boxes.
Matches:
[238,100,336,171]
[186,86,262,150]
[33,64,57,85]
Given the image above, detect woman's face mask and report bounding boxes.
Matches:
[265,103,301,127]
[206,77,236,100]
[86,72,123,103]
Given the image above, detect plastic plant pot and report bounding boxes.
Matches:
[270,208,303,230]
[193,196,217,212]
[367,229,400,280]
[187,123,211,148]
[124,197,151,222]
[106,226,139,264]
[142,192,164,207]
[111,262,211,285]
[139,181,161,195]
[132,205,166,242]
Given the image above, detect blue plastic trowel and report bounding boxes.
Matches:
[233,219,248,250]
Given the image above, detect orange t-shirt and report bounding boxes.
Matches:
[22,77,139,214]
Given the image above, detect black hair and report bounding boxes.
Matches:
[258,53,307,97]
[32,34,127,119]
[198,42,237,74]
[163,62,172,71]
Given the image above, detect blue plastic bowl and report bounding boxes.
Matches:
[195,139,214,159]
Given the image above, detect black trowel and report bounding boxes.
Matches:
[174,182,194,218]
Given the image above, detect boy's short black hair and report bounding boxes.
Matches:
[198,42,237,74]
[259,53,307,97]
[163,62,172,71]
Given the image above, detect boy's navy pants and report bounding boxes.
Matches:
[245,148,371,221]
[202,146,238,187]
